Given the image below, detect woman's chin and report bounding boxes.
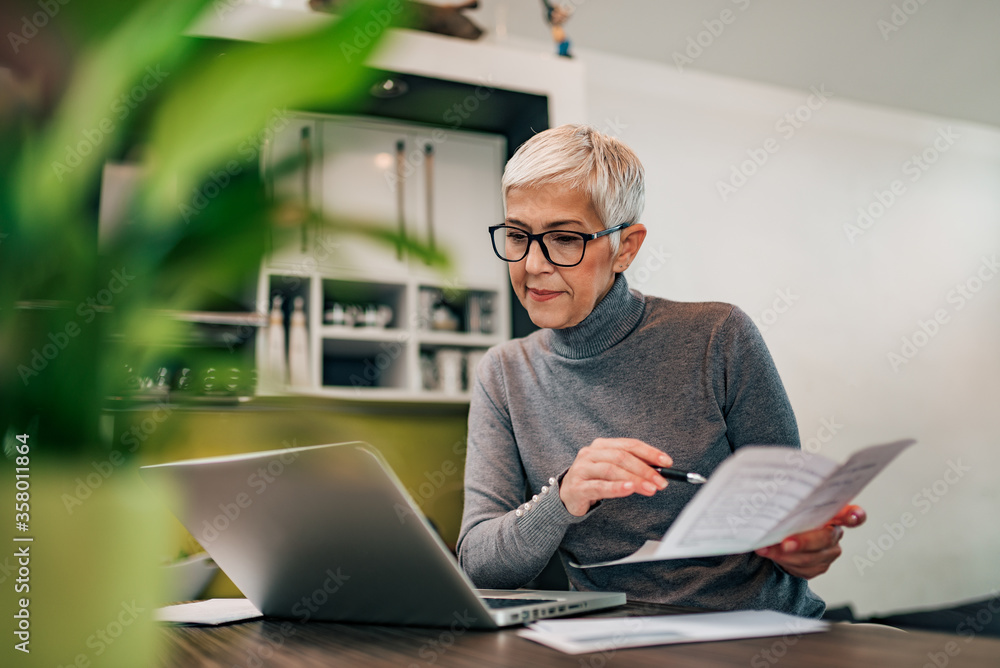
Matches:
[526,305,576,330]
[525,306,562,330]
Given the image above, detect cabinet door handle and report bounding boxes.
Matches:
[300,126,312,252]
[395,139,406,260]
[425,143,435,256]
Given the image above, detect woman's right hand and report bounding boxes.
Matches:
[558,438,672,517]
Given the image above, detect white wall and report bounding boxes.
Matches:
[581,49,1000,616]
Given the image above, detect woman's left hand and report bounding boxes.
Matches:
[754,504,866,579]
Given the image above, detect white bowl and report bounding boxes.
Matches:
[163,552,218,603]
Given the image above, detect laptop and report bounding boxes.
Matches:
[140,441,625,628]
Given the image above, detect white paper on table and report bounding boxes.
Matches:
[155,598,263,625]
[518,610,828,655]
[575,439,914,567]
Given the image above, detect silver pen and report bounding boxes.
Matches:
[655,467,708,485]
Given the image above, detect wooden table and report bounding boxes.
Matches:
[161,601,1000,667]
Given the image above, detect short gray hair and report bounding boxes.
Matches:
[501,124,645,251]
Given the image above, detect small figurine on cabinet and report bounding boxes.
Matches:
[541,0,573,58]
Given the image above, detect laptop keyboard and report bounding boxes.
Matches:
[482,597,559,609]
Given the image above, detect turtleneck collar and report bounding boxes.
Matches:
[545,273,646,359]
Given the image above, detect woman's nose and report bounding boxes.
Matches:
[524,239,553,273]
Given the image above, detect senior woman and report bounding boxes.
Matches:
[456,124,865,617]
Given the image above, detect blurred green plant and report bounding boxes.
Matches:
[0,0,447,459]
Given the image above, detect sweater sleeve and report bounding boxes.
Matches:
[714,306,801,450]
[456,350,589,588]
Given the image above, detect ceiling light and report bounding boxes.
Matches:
[370,77,408,99]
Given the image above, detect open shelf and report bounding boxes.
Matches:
[321,337,407,391]
[319,325,408,341]
[418,332,500,348]
[257,269,507,401]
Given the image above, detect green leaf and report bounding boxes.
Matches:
[14,0,213,231]
[142,0,404,219]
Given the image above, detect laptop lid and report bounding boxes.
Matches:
[140,441,624,628]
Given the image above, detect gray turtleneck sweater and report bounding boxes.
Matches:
[457,274,825,617]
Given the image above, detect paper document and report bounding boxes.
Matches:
[518,610,828,654]
[156,598,263,625]
[576,439,914,567]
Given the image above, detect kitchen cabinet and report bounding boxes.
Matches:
[256,114,510,403]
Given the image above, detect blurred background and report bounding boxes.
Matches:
[2,3,998,661]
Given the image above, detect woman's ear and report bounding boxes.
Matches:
[615,224,647,272]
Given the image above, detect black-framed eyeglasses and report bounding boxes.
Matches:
[488,222,633,268]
